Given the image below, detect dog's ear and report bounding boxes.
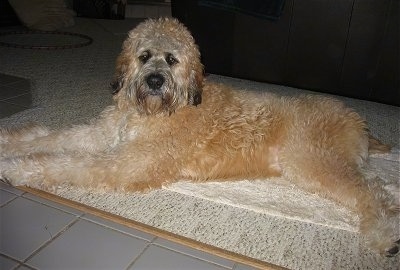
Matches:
[110,77,123,95]
[111,53,130,95]
[188,67,204,106]
[190,90,202,106]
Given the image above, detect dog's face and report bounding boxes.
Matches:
[112,18,204,115]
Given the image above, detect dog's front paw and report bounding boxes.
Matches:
[386,239,400,257]
[0,158,34,187]
[0,173,12,186]
[365,213,400,257]
[0,159,16,186]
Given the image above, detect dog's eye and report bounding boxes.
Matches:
[166,53,178,66]
[139,51,151,63]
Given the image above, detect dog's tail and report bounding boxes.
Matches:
[368,135,391,154]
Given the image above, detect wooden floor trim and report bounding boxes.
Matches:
[18,187,287,270]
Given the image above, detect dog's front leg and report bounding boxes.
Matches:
[0,153,116,191]
[0,126,109,158]
[0,151,173,193]
[0,123,50,144]
[0,109,127,158]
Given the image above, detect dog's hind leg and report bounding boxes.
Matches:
[280,144,400,256]
[368,135,391,154]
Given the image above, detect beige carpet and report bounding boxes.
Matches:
[1,18,399,269]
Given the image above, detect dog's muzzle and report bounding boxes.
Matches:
[146,73,165,95]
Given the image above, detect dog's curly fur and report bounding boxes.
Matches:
[0,18,399,256]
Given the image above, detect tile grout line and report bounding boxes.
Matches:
[13,262,37,270]
[0,253,24,270]
[148,237,235,270]
[21,217,81,266]
[80,212,157,242]
[1,253,37,270]
[123,240,153,270]
[22,194,84,217]
[0,185,27,196]
[0,187,26,207]
[0,195,18,208]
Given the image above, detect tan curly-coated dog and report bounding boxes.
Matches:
[0,18,399,256]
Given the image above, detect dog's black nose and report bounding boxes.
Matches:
[146,73,165,90]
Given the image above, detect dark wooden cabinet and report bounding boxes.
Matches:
[172,0,399,106]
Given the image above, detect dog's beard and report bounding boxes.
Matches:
[142,95,164,115]
[133,76,177,115]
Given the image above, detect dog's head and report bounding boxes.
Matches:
[112,18,204,115]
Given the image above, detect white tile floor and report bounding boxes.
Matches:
[0,183,259,270]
